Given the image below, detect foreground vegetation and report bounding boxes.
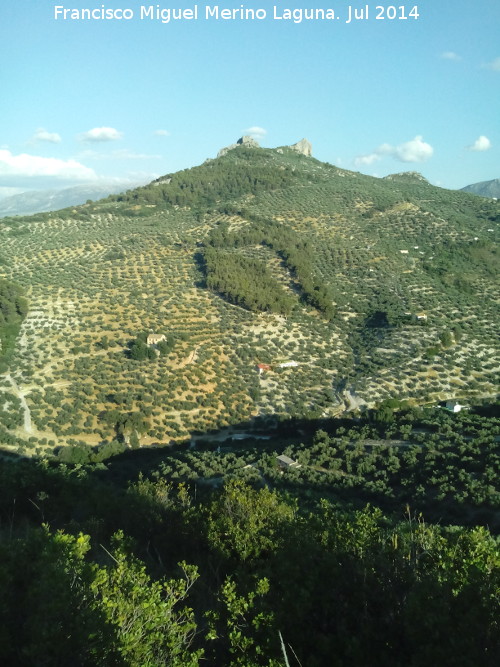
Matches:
[0,442,498,666]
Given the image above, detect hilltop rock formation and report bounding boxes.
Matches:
[217,135,313,159]
[237,135,260,148]
[384,171,429,184]
[217,135,260,158]
[290,138,312,157]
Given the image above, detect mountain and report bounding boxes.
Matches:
[0,138,498,456]
[0,181,146,218]
[461,178,500,199]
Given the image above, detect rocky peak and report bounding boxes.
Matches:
[237,135,260,148]
[216,135,313,159]
[384,171,429,183]
[290,138,312,157]
[217,135,261,158]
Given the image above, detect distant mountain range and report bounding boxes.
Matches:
[0,181,146,218]
[461,178,500,199]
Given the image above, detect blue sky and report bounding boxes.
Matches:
[1,0,499,196]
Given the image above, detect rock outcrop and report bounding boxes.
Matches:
[217,135,260,158]
[216,135,313,159]
[290,138,312,157]
[383,171,429,184]
[237,135,260,148]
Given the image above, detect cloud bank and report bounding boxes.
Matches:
[0,149,97,187]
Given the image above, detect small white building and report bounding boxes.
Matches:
[276,454,301,470]
[446,400,464,413]
[147,333,166,345]
[278,361,299,368]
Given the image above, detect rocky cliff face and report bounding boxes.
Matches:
[217,135,260,158]
[290,138,312,157]
[237,135,260,148]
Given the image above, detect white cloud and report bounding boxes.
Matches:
[31,128,62,144]
[354,153,381,166]
[467,135,491,151]
[244,126,267,141]
[355,136,434,166]
[78,127,123,142]
[0,149,96,186]
[393,136,434,162]
[482,57,500,71]
[376,143,395,156]
[154,129,170,137]
[441,51,461,61]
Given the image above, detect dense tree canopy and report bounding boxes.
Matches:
[0,445,498,666]
[203,217,335,318]
[0,278,28,369]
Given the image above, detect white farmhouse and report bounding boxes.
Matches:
[445,400,464,413]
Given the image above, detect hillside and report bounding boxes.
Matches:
[0,139,499,458]
[461,178,500,199]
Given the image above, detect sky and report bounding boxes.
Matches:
[0,0,499,197]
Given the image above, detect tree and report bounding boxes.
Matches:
[0,528,116,664]
[130,339,155,361]
[92,533,202,667]
[440,330,454,348]
[206,577,280,666]
[117,412,149,446]
[207,480,296,562]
